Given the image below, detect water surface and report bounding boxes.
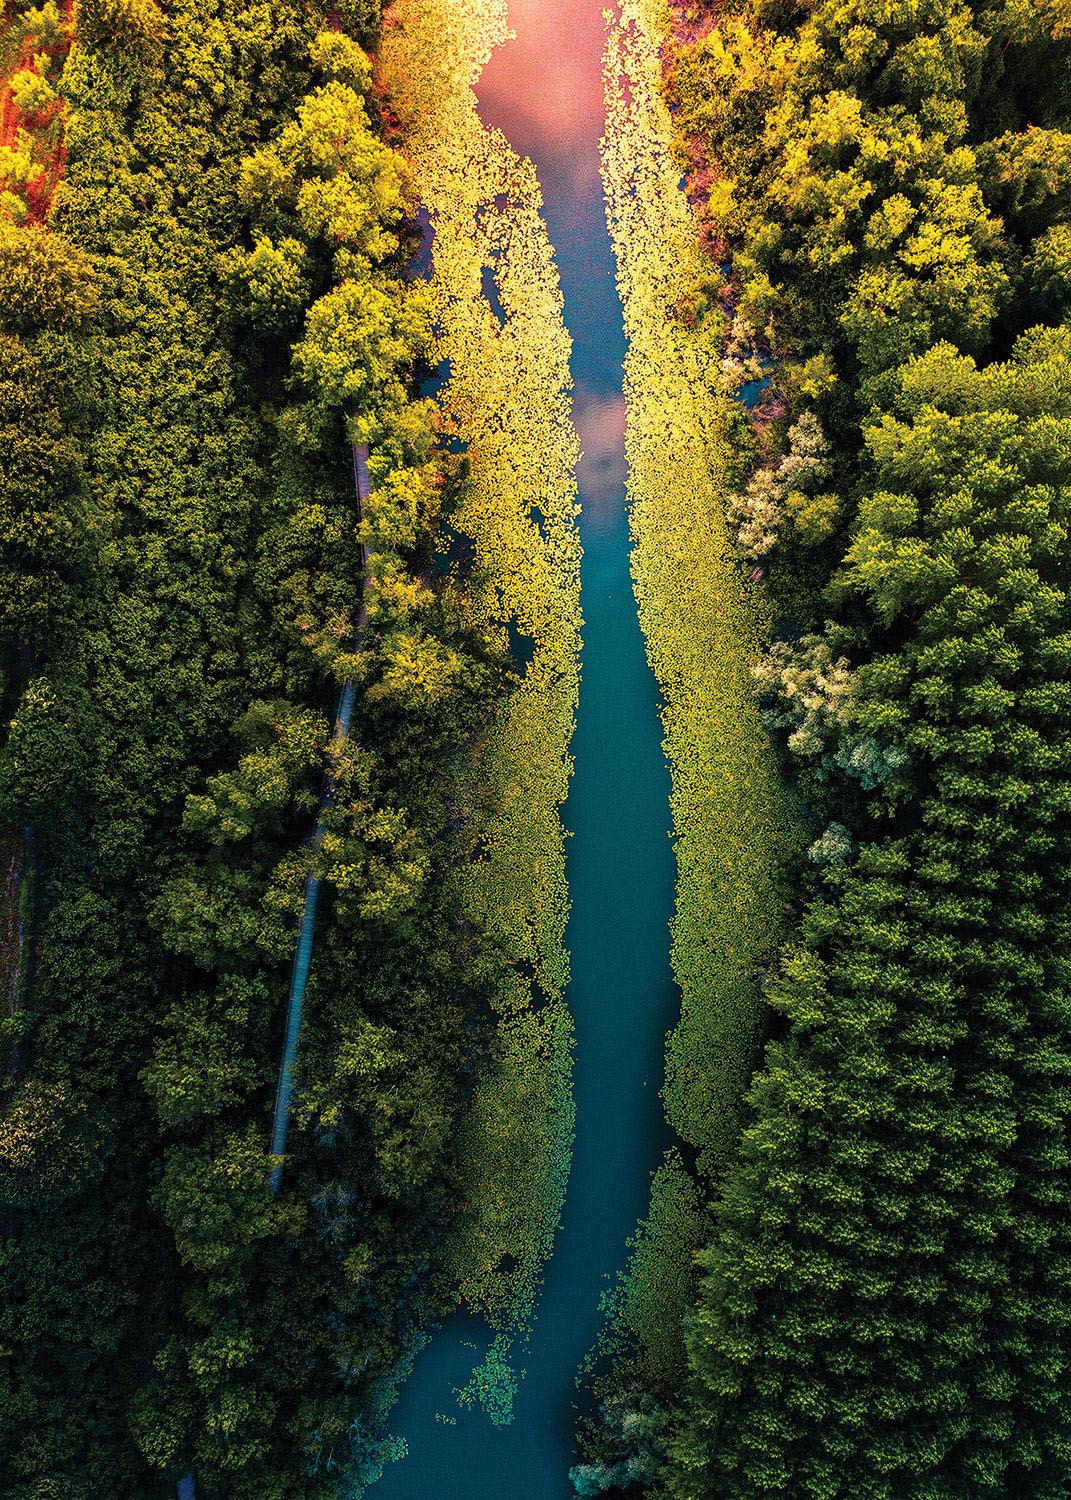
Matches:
[369,8,677,1493]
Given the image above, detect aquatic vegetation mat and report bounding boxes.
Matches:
[380,0,583,1422]
[603,0,797,1183]
[598,0,800,1372]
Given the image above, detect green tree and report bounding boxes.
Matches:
[665,328,1071,1500]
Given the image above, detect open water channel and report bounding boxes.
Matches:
[368,5,678,1493]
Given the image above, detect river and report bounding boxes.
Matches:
[367,5,677,1493]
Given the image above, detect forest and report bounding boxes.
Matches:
[1,0,1069,1497]
[583,1,1071,1497]
[0,0,577,1491]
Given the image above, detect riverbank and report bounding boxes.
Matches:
[380,0,583,1416]
[597,0,800,1386]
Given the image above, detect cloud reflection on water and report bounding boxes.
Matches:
[475,0,606,190]
[475,2,629,528]
[574,386,627,527]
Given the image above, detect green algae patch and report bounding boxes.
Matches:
[380,0,582,1416]
[602,0,800,1191]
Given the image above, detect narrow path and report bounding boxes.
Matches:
[179,442,370,1497]
[367,5,677,1493]
[1,824,32,1097]
[266,437,370,1195]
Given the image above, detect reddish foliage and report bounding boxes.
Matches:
[371,77,405,146]
[660,2,736,293]
[660,1,788,429]
[371,12,405,143]
[660,8,724,262]
[751,386,788,423]
[0,0,73,223]
[664,0,723,48]
[659,2,743,290]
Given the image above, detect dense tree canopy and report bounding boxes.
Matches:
[0,4,514,1496]
[643,1,1071,1497]
[3,0,1071,1495]
[668,328,1071,1500]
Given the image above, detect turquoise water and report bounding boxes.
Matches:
[367,9,677,1494]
